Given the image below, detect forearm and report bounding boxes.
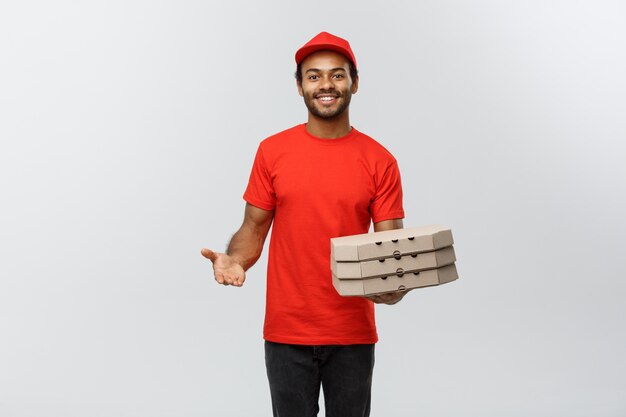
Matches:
[226,223,268,271]
[374,218,403,232]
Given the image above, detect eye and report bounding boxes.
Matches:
[308,74,319,81]
[333,73,344,79]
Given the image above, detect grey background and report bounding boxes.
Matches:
[1,1,625,416]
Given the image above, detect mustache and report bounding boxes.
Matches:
[314,90,341,98]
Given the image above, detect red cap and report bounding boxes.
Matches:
[295,31,357,69]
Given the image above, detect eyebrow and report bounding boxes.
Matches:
[304,67,347,73]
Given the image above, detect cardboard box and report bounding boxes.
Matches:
[331,224,453,262]
[331,246,456,279]
[332,264,459,296]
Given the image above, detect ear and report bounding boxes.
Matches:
[351,76,359,94]
[296,79,303,97]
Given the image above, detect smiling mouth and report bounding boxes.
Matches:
[316,95,339,103]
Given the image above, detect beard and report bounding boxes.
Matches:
[303,89,352,120]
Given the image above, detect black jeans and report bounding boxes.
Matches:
[264,341,375,417]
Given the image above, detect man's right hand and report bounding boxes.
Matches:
[200,248,246,287]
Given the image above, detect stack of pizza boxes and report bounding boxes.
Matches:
[330,225,458,297]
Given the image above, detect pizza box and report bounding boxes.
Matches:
[332,264,459,297]
[331,224,453,262]
[332,246,456,279]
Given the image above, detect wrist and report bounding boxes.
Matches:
[226,252,247,270]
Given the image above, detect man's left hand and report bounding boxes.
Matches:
[367,290,410,305]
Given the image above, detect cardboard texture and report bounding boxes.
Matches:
[331,246,456,279]
[331,224,453,262]
[332,264,459,296]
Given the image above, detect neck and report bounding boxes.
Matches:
[305,111,352,139]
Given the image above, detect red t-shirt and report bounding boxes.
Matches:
[244,124,404,345]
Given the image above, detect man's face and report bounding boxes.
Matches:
[297,50,358,120]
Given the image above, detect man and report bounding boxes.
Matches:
[201,32,407,417]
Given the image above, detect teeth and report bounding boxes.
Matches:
[319,96,335,101]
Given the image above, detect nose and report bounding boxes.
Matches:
[319,74,334,90]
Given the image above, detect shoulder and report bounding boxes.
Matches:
[352,128,398,163]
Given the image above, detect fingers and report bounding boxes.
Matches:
[215,271,246,287]
[367,291,407,305]
[366,294,389,304]
[229,274,243,287]
[200,248,218,262]
[214,271,226,285]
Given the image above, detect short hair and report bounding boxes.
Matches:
[295,60,358,84]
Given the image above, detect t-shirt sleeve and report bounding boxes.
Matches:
[370,159,405,223]
[243,145,276,210]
